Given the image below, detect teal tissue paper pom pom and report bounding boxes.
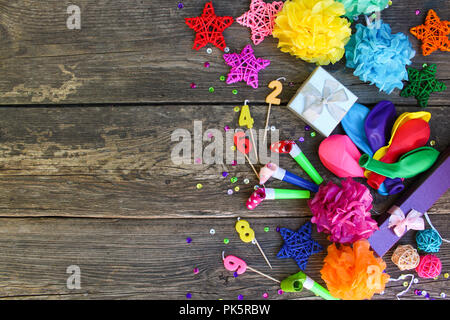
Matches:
[416,229,442,253]
[337,0,390,18]
[345,20,415,94]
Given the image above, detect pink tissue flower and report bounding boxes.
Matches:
[308,178,378,244]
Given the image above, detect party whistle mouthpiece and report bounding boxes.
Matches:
[246,188,310,210]
[281,271,339,300]
[259,163,319,193]
[271,140,323,185]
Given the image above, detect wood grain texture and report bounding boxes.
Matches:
[0,0,449,105]
[0,105,448,218]
[0,216,448,300]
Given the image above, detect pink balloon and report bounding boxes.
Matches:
[319,135,365,178]
[223,255,247,274]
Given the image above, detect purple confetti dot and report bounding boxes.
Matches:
[237,294,243,300]
[193,268,199,274]
[298,137,305,142]
[204,62,210,68]
[278,289,284,295]
[207,132,213,138]
[276,227,280,232]
[186,292,192,299]
[262,293,269,299]
[415,9,420,15]
[233,272,238,278]
[304,125,310,131]
[190,82,197,89]
[231,160,237,166]
[186,237,192,243]
[222,171,228,177]
[195,158,202,164]
[224,125,230,132]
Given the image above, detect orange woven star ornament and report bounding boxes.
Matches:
[410,9,450,56]
[185,2,234,51]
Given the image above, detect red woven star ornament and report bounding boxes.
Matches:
[185,2,234,51]
[236,0,284,45]
[223,44,270,89]
[410,9,450,56]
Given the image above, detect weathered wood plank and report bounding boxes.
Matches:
[0,0,448,105]
[0,105,448,218]
[0,216,447,299]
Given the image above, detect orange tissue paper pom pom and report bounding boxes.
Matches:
[320,239,390,300]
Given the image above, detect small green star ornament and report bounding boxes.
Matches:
[400,64,446,107]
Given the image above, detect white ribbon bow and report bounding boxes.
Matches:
[388,206,425,237]
[302,79,349,123]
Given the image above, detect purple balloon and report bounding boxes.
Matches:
[364,101,397,153]
[384,178,405,195]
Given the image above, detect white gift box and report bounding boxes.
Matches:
[287,66,358,137]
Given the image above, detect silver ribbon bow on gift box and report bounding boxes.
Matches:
[302,79,349,123]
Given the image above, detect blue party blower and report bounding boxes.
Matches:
[259,162,319,193]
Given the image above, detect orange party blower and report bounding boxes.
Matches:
[367,119,430,189]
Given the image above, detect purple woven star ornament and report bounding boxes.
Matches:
[223,44,270,88]
[277,221,323,270]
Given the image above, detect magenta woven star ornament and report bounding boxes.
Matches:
[237,0,284,45]
[223,44,270,88]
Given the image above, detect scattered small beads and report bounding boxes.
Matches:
[204,62,210,68]
[210,228,215,235]
[232,89,238,95]
[234,186,240,192]
[193,267,199,274]
[224,125,230,131]
[224,238,229,244]
[237,294,243,300]
[177,2,184,9]
[440,292,446,298]
[444,273,449,278]
[387,0,392,6]
[222,171,229,177]
[262,293,269,299]
[231,160,237,166]
[220,75,226,81]
[224,47,230,53]
[276,227,280,232]
[414,289,422,295]
[227,189,233,195]
[233,271,239,278]
[304,125,310,131]
[298,137,305,142]
[254,185,260,190]
[264,227,269,232]
[310,132,316,137]
[403,281,408,287]
[415,9,420,15]
[277,289,284,295]
[270,126,276,131]
[186,237,192,244]
[422,290,427,296]
[186,292,192,299]
[206,48,212,54]
[209,87,215,93]
[230,177,238,183]
[233,106,240,112]
[413,278,419,284]
[196,183,203,189]
[423,63,428,68]
[430,140,436,146]
[243,178,249,184]
[190,82,197,89]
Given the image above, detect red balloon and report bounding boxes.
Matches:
[234,131,252,155]
[368,119,430,189]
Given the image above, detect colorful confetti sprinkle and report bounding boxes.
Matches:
[186,237,192,244]
[224,238,229,244]
[186,292,192,299]
[196,183,203,189]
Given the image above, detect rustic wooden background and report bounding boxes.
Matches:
[0,0,448,300]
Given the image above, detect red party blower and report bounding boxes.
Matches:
[367,119,430,189]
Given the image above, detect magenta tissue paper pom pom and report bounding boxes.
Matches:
[308,178,378,243]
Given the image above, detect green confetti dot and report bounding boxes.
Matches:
[264,227,269,232]
[209,87,215,93]
[310,132,316,137]
[234,106,240,112]
[220,75,226,81]
[232,89,238,95]
[224,238,229,244]
[231,177,238,183]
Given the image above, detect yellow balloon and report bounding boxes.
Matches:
[364,111,431,178]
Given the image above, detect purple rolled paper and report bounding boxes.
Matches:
[368,147,450,257]
[365,100,396,153]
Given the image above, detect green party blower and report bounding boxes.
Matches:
[281,271,339,300]
[271,141,323,185]
[246,188,310,210]
[359,146,440,179]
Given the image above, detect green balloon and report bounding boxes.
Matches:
[359,147,440,179]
